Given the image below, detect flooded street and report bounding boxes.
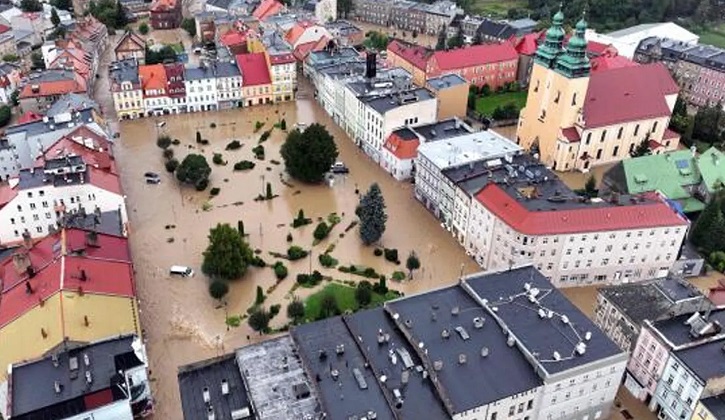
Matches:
[116,79,478,417]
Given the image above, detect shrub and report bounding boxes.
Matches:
[157,135,171,149]
[171,139,181,145]
[200,139,210,145]
[296,273,323,287]
[249,256,266,267]
[318,253,338,268]
[195,178,209,191]
[287,297,305,323]
[165,158,179,172]
[313,222,330,241]
[710,251,725,272]
[392,271,406,281]
[233,160,255,171]
[162,148,174,160]
[252,145,265,160]
[270,304,281,317]
[292,209,312,228]
[255,285,265,305]
[254,121,264,132]
[210,187,220,196]
[259,130,271,143]
[373,248,383,257]
[273,261,288,280]
[280,119,287,130]
[373,276,388,294]
[355,281,373,306]
[226,140,242,150]
[139,22,149,35]
[225,315,241,327]
[287,246,308,260]
[212,153,225,165]
[383,248,398,263]
[286,233,293,242]
[208,280,229,300]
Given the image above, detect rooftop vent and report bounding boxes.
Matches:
[538,308,546,318]
[331,369,339,380]
[336,344,345,355]
[575,342,587,355]
[561,315,569,324]
[455,326,470,340]
[507,335,516,347]
[203,387,211,403]
[441,328,450,339]
[473,317,484,329]
[404,319,413,328]
[54,381,62,393]
[221,379,229,395]
[433,360,443,371]
[585,331,592,341]
[458,353,467,364]
[481,347,489,357]
[318,350,327,360]
[451,306,459,316]
[83,353,90,366]
[85,370,92,384]
[553,351,561,361]
[52,354,59,367]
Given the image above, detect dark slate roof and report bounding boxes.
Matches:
[343,307,449,420]
[674,336,725,381]
[385,284,542,414]
[46,93,99,117]
[427,73,467,90]
[463,266,625,376]
[10,335,143,418]
[652,308,725,347]
[392,126,419,141]
[701,395,725,418]
[477,19,516,39]
[109,59,139,85]
[598,276,706,325]
[364,88,434,115]
[411,117,472,141]
[177,354,252,420]
[291,317,395,420]
[61,209,125,237]
[214,61,241,77]
[6,108,97,138]
[184,65,216,80]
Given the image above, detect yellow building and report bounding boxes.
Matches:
[0,229,140,380]
[694,397,724,420]
[517,11,680,172]
[426,73,469,121]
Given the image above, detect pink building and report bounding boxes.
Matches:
[625,321,671,404]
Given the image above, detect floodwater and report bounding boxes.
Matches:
[115,78,479,417]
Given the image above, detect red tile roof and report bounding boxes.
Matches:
[583,63,678,129]
[18,76,86,99]
[220,28,247,47]
[0,24,10,34]
[709,279,725,307]
[17,111,41,124]
[293,40,318,61]
[87,165,122,195]
[587,41,611,56]
[514,32,613,57]
[236,53,271,86]
[0,229,134,328]
[38,126,116,174]
[590,54,637,72]
[383,132,420,160]
[0,184,17,209]
[475,184,687,236]
[561,127,581,142]
[151,0,178,12]
[387,40,432,71]
[270,52,296,65]
[252,0,283,20]
[139,64,167,94]
[432,43,518,71]
[648,139,664,150]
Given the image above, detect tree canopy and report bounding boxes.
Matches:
[630,138,651,158]
[287,297,305,324]
[691,192,725,255]
[50,0,73,11]
[208,279,229,300]
[176,154,211,189]
[181,18,196,37]
[88,0,127,29]
[406,251,420,279]
[248,306,271,334]
[363,31,389,50]
[50,8,61,26]
[354,281,373,307]
[356,183,387,245]
[20,0,42,12]
[145,45,178,65]
[0,106,12,128]
[280,123,338,183]
[201,223,253,280]
[692,104,724,145]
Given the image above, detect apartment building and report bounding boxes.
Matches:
[594,277,710,352]
[150,0,182,29]
[237,53,272,106]
[517,12,681,171]
[139,64,170,116]
[177,266,627,420]
[425,73,469,121]
[18,70,88,113]
[414,129,520,229]
[110,58,144,120]
[5,335,152,419]
[164,62,187,113]
[423,0,460,35]
[351,0,462,34]
[214,61,243,109]
[184,65,219,112]
[114,30,145,64]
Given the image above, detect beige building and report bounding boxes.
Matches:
[109,58,144,120]
[517,11,680,172]
[426,73,468,121]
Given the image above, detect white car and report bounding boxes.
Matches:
[170,265,194,277]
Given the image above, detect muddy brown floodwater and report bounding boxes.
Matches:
[116,79,479,418]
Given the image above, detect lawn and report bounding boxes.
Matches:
[696,23,725,48]
[470,0,527,17]
[304,283,398,320]
[475,91,528,116]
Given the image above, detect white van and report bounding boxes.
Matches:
[170,265,194,277]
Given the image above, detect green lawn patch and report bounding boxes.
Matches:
[696,24,725,48]
[470,0,527,17]
[304,283,398,320]
[475,91,528,116]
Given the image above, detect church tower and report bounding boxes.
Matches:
[516,11,592,170]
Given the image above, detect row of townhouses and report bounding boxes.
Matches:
[351,0,462,35]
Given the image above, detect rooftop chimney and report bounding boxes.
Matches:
[366,51,377,79]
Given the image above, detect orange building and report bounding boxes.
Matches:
[0,228,140,380]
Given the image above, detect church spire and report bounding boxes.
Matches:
[555,10,591,78]
[534,6,567,68]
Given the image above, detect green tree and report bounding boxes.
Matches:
[287,297,305,324]
[355,280,373,307]
[319,293,340,319]
[337,0,352,18]
[181,18,196,37]
[248,306,270,334]
[255,285,265,304]
[2,54,18,62]
[176,154,211,189]
[280,123,338,183]
[201,223,253,280]
[30,51,45,70]
[584,175,597,197]
[435,26,447,50]
[356,183,387,245]
[0,106,11,127]
[20,0,42,12]
[139,22,149,35]
[51,0,73,11]
[364,31,389,50]
[313,221,330,240]
[208,279,229,300]
[630,138,651,157]
[448,26,464,49]
[691,193,725,254]
[156,135,171,149]
[50,8,61,26]
[406,251,420,279]
[694,0,714,24]
[115,0,127,27]
[692,104,724,144]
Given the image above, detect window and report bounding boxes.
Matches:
[613,146,619,156]
[653,121,658,132]
[617,127,623,139]
[35,226,43,233]
[585,133,591,144]
[509,406,515,416]
[10,218,14,224]
[600,130,606,142]
[572,93,577,106]
[527,400,533,410]
[554,91,560,103]
[634,124,640,136]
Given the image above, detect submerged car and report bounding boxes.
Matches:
[330,162,349,174]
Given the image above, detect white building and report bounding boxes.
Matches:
[214,61,243,109]
[0,134,126,244]
[585,22,699,59]
[461,154,689,288]
[184,65,219,112]
[360,87,437,162]
[414,127,521,226]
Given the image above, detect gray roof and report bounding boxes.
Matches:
[363,87,434,115]
[652,308,725,347]
[178,354,252,420]
[206,0,234,9]
[343,307,450,419]
[185,65,216,80]
[292,317,395,420]
[17,165,87,190]
[46,93,98,117]
[61,209,125,237]
[410,117,472,141]
[10,335,143,418]
[109,59,140,85]
[508,17,537,29]
[701,395,725,418]
[463,266,625,375]
[607,23,663,38]
[674,335,725,381]
[598,276,707,326]
[426,73,467,90]
[214,61,241,77]
[6,108,96,137]
[386,284,542,413]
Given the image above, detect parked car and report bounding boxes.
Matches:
[144,172,159,178]
[330,162,349,174]
[170,265,194,277]
[146,178,160,184]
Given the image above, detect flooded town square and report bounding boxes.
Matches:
[115,81,481,417]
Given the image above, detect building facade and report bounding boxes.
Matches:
[425,73,469,121]
[150,0,182,29]
[114,31,146,64]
